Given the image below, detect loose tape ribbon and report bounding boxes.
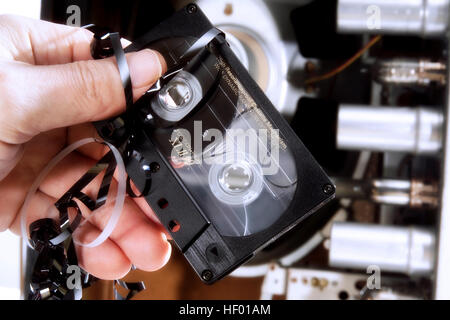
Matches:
[24,27,133,300]
[24,25,223,300]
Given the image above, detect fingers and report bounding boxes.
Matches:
[0,129,66,231]
[0,15,133,65]
[9,190,60,235]
[9,190,132,280]
[37,151,171,272]
[67,124,109,161]
[66,124,166,227]
[0,14,92,64]
[0,141,24,180]
[0,49,166,143]
[77,196,172,272]
[74,222,132,280]
[10,150,172,275]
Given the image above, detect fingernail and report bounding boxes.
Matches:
[127,49,166,89]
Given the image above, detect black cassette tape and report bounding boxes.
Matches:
[96,4,335,283]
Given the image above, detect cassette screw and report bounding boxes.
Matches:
[150,162,160,173]
[201,270,213,281]
[323,184,334,195]
[187,4,197,14]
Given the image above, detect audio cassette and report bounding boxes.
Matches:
[95,3,335,284]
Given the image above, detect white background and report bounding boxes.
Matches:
[0,1,41,19]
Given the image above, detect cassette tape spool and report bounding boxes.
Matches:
[96,4,335,283]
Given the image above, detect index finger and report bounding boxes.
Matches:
[0,14,92,64]
[0,14,131,65]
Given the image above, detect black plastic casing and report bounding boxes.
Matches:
[96,4,335,284]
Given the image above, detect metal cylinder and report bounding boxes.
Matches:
[337,0,450,37]
[333,177,439,208]
[336,105,443,154]
[329,222,435,275]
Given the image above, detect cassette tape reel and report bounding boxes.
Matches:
[96,4,335,283]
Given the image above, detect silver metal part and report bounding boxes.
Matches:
[333,177,439,208]
[159,78,193,110]
[220,163,253,193]
[209,160,264,206]
[337,0,450,37]
[286,268,364,300]
[375,59,446,86]
[329,222,436,276]
[261,264,421,300]
[153,71,203,122]
[337,105,443,154]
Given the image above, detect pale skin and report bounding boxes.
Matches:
[0,15,172,280]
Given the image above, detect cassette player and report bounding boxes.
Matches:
[96,4,335,283]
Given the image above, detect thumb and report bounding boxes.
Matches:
[3,49,165,142]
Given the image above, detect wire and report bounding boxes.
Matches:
[304,35,382,85]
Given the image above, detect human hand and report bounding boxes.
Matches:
[0,15,171,279]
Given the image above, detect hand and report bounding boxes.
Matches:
[0,15,171,280]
